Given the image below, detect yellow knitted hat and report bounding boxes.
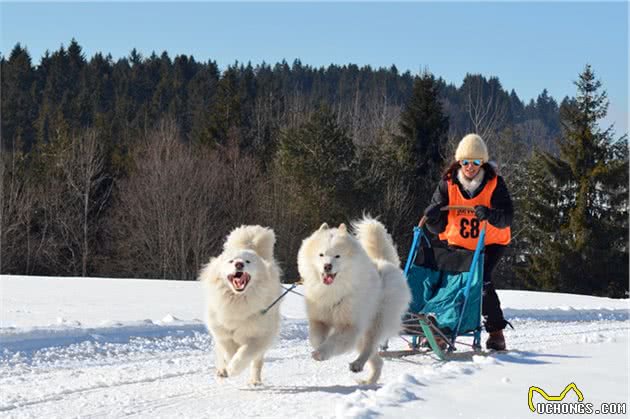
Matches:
[455,134,489,162]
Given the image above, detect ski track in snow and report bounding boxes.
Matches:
[1,312,628,419]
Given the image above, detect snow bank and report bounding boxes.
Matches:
[0,275,628,419]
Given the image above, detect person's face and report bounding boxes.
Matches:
[460,159,482,179]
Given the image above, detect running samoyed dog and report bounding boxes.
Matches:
[199,225,282,385]
[297,216,412,384]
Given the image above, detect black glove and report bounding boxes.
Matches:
[474,205,492,221]
[424,205,442,224]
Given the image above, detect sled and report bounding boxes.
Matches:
[380,206,486,361]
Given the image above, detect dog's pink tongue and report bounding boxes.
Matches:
[232,273,249,289]
[323,274,334,285]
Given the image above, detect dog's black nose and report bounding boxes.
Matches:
[324,263,332,272]
[235,261,244,270]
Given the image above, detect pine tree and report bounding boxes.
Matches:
[520,65,628,297]
[535,89,561,137]
[1,44,37,151]
[207,64,243,146]
[508,89,525,124]
[395,70,449,213]
[274,106,356,225]
[188,60,220,146]
[86,53,115,136]
[149,52,174,123]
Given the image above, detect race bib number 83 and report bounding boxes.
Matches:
[459,218,480,238]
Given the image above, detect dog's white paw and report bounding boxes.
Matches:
[312,343,333,361]
[216,368,228,378]
[312,349,329,361]
[349,360,364,373]
[356,378,377,386]
[226,358,248,377]
[249,379,263,386]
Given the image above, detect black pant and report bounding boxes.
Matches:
[482,245,508,333]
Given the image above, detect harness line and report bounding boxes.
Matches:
[260,283,299,315]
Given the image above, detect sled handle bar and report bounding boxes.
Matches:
[417,205,475,227]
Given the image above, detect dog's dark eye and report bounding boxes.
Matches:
[246,260,250,264]
[319,253,324,257]
[335,255,340,258]
[228,260,233,263]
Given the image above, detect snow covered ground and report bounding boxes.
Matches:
[1,275,628,419]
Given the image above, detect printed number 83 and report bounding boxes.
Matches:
[459,218,480,238]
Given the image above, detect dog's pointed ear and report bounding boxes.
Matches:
[338,223,347,234]
[318,223,329,231]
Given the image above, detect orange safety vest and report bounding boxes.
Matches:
[438,176,511,250]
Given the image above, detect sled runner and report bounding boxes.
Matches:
[380,206,487,360]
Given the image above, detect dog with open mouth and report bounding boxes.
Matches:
[199,225,282,385]
[297,216,411,384]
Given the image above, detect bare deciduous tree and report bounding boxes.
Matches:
[259,172,307,280]
[112,119,265,280]
[464,76,508,146]
[0,132,109,276]
[57,129,111,276]
[514,119,555,154]
[0,149,34,273]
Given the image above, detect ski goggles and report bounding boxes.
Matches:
[460,159,482,167]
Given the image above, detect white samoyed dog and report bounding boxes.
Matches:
[199,225,282,385]
[297,216,412,384]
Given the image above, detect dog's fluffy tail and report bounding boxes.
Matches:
[224,225,276,261]
[352,216,400,267]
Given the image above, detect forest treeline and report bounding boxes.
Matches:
[1,40,627,297]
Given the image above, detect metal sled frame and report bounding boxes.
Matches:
[383,223,486,360]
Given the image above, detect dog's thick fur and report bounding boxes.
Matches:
[297,216,412,384]
[199,225,281,385]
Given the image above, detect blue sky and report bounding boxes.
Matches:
[1,1,628,134]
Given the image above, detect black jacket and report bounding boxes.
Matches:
[423,169,513,236]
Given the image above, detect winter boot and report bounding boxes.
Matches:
[486,330,506,351]
[419,336,448,351]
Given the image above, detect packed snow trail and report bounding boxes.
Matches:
[1,276,628,418]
